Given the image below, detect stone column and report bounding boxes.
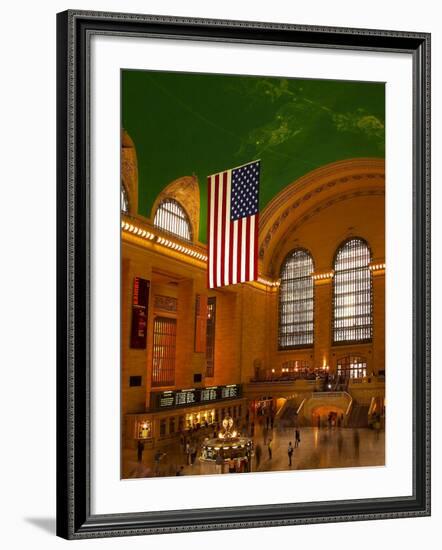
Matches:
[192,274,210,383]
[122,256,152,414]
[175,278,195,388]
[313,272,334,372]
[371,267,385,375]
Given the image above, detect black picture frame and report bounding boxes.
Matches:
[56,10,431,540]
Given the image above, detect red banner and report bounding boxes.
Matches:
[130,277,150,349]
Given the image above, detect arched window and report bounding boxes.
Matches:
[333,238,372,343]
[121,183,129,213]
[278,249,314,348]
[337,355,367,379]
[154,198,192,241]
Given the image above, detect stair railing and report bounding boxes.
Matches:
[344,395,354,427]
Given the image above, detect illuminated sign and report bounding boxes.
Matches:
[200,387,218,402]
[130,277,150,349]
[150,384,242,410]
[174,389,196,406]
[221,385,239,399]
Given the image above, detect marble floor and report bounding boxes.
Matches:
[122,423,385,479]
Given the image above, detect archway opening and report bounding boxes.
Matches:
[311,405,345,429]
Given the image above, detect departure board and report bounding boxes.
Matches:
[150,384,242,410]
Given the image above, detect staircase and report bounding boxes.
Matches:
[278,400,302,428]
[331,374,350,392]
[302,391,352,426]
[347,402,369,428]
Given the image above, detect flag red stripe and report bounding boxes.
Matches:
[220,171,228,286]
[245,216,251,282]
[254,213,259,280]
[212,174,219,288]
[238,217,243,282]
[229,218,234,286]
[207,176,212,289]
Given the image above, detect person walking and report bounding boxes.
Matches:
[137,440,144,463]
[255,443,262,470]
[374,415,381,441]
[190,444,197,466]
[267,438,273,460]
[245,449,251,472]
[154,449,163,476]
[215,452,224,474]
[295,428,301,448]
[288,441,294,466]
[353,429,360,460]
[185,441,191,465]
[263,426,268,444]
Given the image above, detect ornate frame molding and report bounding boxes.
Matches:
[56,10,430,539]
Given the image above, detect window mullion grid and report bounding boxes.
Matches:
[154,199,192,241]
[152,317,176,387]
[279,251,314,348]
[333,239,372,343]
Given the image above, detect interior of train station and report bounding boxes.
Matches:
[120,71,386,478]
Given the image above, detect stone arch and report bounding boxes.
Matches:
[151,176,200,243]
[258,158,385,277]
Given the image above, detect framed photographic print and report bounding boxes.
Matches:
[56,10,431,539]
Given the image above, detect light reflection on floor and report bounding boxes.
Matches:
[122,424,385,479]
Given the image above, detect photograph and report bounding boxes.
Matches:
[0,0,436,546]
[120,70,386,480]
[54,7,430,539]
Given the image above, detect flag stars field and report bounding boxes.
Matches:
[208,160,260,288]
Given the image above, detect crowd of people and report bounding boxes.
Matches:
[132,404,381,477]
[144,412,280,476]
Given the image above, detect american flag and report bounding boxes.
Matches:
[207,160,260,289]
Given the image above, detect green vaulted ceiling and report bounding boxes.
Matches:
[122,70,385,243]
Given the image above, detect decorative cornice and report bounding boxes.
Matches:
[369,262,386,275]
[259,158,385,229]
[262,188,385,267]
[312,270,334,284]
[259,159,385,260]
[121,218,208,263]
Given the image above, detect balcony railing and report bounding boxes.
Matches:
[249,372,385,394]
[310,391,350,399]
[250,371,328,383]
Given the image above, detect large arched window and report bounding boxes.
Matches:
[278,249,314,348]
[333,238,372,343]
[154,198,192,241]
